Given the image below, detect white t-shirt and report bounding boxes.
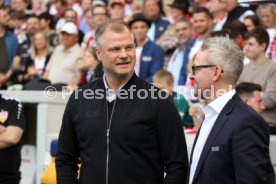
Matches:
[34,57,46,76]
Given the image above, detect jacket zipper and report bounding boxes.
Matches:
[106,100,116,184]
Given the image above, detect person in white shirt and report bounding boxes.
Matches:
[187,36,272,184]
[167,18,193,88]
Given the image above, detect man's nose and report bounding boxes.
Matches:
[189,72,195,80]
[119,49,127,58]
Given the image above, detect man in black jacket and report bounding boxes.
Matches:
[56,20,189,184]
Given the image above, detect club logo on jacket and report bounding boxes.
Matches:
[0,110,9,123]
[142,56,152,62]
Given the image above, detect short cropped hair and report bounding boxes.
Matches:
[201,37,244,85]
[223,20,247,39]
[193,7,214,20]
[153,70,174,85]
[236,82,262,99]
[244,15,264,29]
[245,28,270,51]
[175,17,192,27]
[95,20,134,48]
[210,30,234,39]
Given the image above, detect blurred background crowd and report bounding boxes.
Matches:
[0,0,276,132]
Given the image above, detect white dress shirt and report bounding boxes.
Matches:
[167,48,185,88]
[189,39,203,62]
[189,90,236,184]
[103,73,133,102]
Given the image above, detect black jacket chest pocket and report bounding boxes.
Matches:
[210,143,231,154]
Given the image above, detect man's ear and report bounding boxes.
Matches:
[260,43,267,52]
[213,66,223,82]
[96,47,102,62]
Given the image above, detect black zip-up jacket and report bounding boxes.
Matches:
[56,74,188,184]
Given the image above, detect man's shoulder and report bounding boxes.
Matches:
[156,16,170,26]
[228,96,266,126]
[0,95,21,104]
[4,30,17,39]
[265,60,276,68]
[144,40,163,51]
[0,95,22,110]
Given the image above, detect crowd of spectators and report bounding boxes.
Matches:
[0,0,276,132]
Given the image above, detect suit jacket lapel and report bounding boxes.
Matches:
[191,94,240,183]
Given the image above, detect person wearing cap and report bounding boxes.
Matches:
[43,22,82,85]
[64,8,85,45]
[109,0,125,20]
[168,0,190,23]
[128,13,164,83]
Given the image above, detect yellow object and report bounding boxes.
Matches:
[41,157,57,184]
[41,157,81,184]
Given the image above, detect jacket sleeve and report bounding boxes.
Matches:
[56,94,80,184]
[155,94,189,184]
[145,45,164,83]
[232,115,270,184]
[262,64,276,109]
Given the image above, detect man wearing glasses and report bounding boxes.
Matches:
[187,37,272,184]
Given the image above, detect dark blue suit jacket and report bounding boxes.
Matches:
[139,40,164,83]
[188,94,274,184]
[178,39,196,85]
[154,16,170,40]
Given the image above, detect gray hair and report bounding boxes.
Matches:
[95,20,135,48]
[201,36,244,85]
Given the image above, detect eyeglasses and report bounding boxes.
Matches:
[192,64,223,75]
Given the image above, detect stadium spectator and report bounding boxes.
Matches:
[143,0,170,41]
[243,14,264,31]
[0,5,19,88]
[43,22,82,85]
[257,4,276,61]
[109,0,125,20]
[167,18,193,88]
[128,13,164,82]
[223,0,254,23]
[153,70,194,128]
[209,0,228,31]
[239,28,276,134]
[23,31,52,82]
[178,7,213,85]
[39,12,59,47]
